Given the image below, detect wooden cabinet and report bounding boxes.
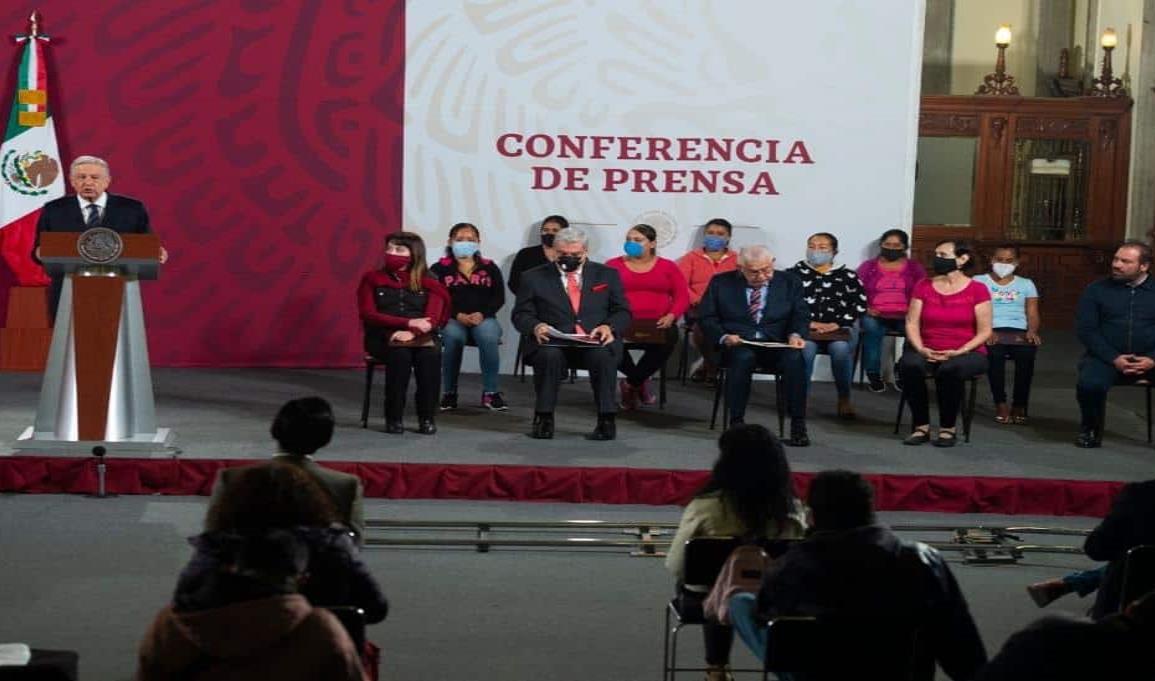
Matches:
[912,95,1132,322]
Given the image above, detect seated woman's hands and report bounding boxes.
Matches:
[408,317,433,333]
[391,330,416,343]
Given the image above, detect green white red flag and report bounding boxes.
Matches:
[0,17,61,286]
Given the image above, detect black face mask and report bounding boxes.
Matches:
[541,233,556,248]
[557,254,583,272]
[879,247,905,261]
[932,256,959,275]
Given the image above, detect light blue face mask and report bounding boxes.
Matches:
[451,240,480,258]
[807,249,834,266]
[623,241,646,258]
[703,235,728,252]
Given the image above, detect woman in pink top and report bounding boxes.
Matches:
[677,218,739,383]
[607,224,690,408]
[898,239,992,447]
[857,229,927,392]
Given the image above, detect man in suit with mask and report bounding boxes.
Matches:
[32,155,167,319]
[512,226,632,441]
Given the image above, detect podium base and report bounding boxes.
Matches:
[12,427,178,457]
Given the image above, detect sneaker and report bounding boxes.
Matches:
[439,393,458,411]
[638,378,658,406]
[482,392,508,411]
[619,379,639,410]
[866,373,886,393]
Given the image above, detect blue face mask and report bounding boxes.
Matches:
[451,240,479,259]
[703,235,728,252]
[623,241,646,258]
[806,249,834,266]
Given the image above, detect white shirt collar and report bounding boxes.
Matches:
[77,192,108,212]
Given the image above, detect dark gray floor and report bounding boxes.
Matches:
[0,495,1103,681]
[2,331,1152,481]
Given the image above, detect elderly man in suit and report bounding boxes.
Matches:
[32,155,168,319]
[211,397,364,542]
[699,245,811,446]
[512,226,632,441]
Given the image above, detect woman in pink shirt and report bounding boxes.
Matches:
[857,229,927,392]
[608,224,690,408]
[898,239,992,447]
[677,218,739,383]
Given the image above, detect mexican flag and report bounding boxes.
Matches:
[0,28,62,286]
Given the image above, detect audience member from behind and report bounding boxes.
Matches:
[976,590,1155,681]
[1074,240,1155,448]
[974,246,1042,425]
[857,228,927,392]
[508,214,568,294]
[179,463,388,625]
[898,239,992,447]
[665,424,807,681]
[138,529,366,681]
[728,470,986,681]
[677,218,740,383]
[211,397,364,542]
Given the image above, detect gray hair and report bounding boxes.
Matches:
[553,226,589,248]
[70,155,110,177]
[738,245,774,266]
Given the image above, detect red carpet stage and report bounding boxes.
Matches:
[0,456,1124,516]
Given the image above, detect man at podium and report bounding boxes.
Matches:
[31,155,166,317]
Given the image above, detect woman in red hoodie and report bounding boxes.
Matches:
[358,232,450,435]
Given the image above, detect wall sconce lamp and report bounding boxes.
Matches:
[975,25,1020,95]
[1090,28,1127,98]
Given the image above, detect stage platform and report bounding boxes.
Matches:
[0,332,1151,514]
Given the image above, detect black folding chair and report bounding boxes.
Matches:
[1120,544,1155,608]
[623,322,676,409]
[1101,379,1154,444]
[894,372,982,443]
[709,364,786,437]
[360,354,385,428]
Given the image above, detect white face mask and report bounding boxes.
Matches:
[992,263,1016,279]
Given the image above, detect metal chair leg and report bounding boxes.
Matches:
[894,390,906,435]
[775,374,786,438]
[710,369,724,430]
[360,361,376,428]
[963,377,977,443]
[660,360,668,409]
[1147,385,1152,444]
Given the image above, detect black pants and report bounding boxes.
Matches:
[527,342,622,414]
[704,621,733,666]
[987,332,1038,407]
[897,346,987,429]
[367,336,440,423]
[620,333,676,387]
[1076,356,1155,429]
[722,345,806,422]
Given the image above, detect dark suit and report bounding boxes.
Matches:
[698,270,810,423]
[1085,480,1155,619]
[512,261,632,414]
[33,193,153,319]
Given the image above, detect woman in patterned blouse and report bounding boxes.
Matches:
[788,232,867,418]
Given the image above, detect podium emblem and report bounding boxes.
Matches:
[77,227,124,264]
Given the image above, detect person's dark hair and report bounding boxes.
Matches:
[705,218,733,235]
[233,528,310,583]
[879,229,909,248]
[270,397,334,456]
[808,232,839,252]
[205,462,339,533]
[630,223,657,255]
[541,214,569,231]
[385,231,430,292]
[445,222,481,260]
[992,243,1020,259]
[1118,239,1153,265]
[696,424,794,533]
[806,470,875,531]
[935,238,976,272]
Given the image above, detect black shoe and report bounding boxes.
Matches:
[786,421,810,447]
[933,430,958,448]
[586,414,617,441]
[482,392,508,411]
[866,373,886,393]
[439,393,458,411]
[417,419,437,435]
[903,428,931,446]
[1075,428,1102,448]
[530,413,554,439]
[385,421,404,434]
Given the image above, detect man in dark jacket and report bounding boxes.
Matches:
[1084,479,1155,618]
[698,245,811,445]
[729,470,987,681]
[1074,241,1155,448]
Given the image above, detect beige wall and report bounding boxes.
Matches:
[950,0,1039,95]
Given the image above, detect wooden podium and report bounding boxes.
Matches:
[14,230,175,453]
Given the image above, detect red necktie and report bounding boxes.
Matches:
[566,271,586,334]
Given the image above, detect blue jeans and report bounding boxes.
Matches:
[729,593,767,662]
[801,328,859,398]
[441,317,502,394]
[860,315,904,377]
[1062,565,1106,597]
